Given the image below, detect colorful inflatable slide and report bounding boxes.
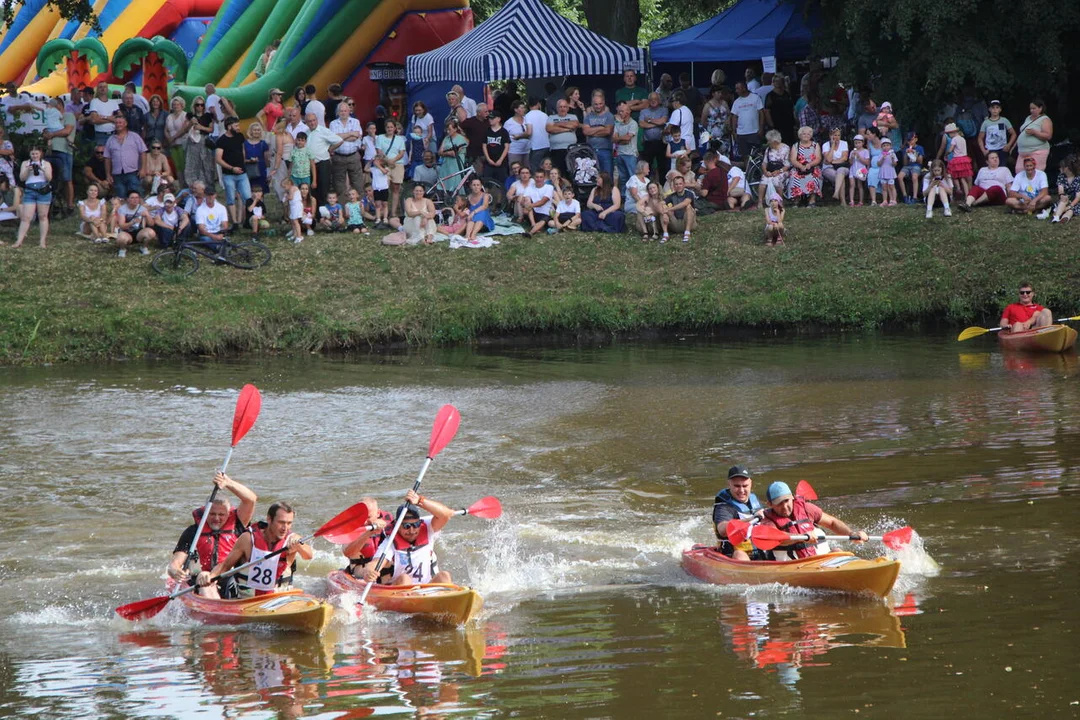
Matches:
[0,0,473,121]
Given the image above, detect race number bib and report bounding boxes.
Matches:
[246,545,280,592]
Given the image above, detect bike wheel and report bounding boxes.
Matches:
[224,240,272,269]
[745,155,764,190]
[151,247,199,278]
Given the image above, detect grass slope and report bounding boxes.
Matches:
[1,203,1077,365]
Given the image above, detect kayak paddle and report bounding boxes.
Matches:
[359,404,461,604]
[726,519,914,551]
[795,480,818,501]
[116,502,371,622]
[958,316,1080,342]
[184,384,262,564]
[453,496,502,520]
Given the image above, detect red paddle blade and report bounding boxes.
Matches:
[726,519,751,546]
[115,595,171,621]
[231,384,262,446]
[316,503,371,544]
[883,526,914,550]
[465,496,502,520]
[427,404,460,459]
[747,524,790,551]
[796,480,818,500]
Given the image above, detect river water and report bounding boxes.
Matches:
[1,335,1077,718]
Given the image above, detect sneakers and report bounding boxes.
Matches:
[117,248,127,257]
[293,235,302,244]
[660,233,669,243]
[943,207,952,217]
[547,227,557,235]
[958,202,971,213]
[306,228,314,236]
[925,209,933,219]
[682,232,691,243]
[1052,216,1061,223]
[139,246,150,255]
[1037,208,1052,220]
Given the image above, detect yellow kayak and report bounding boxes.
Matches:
[177,587,334,635]
[682,545,901,598]
[998,324,1078,353]
[326,570,483,625]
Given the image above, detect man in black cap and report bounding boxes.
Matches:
[713,465,768,561]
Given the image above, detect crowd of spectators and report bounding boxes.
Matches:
[0,65,1073,253]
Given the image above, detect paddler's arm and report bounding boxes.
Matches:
[817,512,868,543]
[197,532,252,586]
[214,471,257,527]
[286,532,314,561]
[167,524,198,580]
[410,490,454,532]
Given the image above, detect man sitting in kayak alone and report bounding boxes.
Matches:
[196,501,314,596]
[343,497,393,582]
[759,482,867,560]
[713,465,769,561]
[363,490,455,585]
[1000,282,1052,333]
[166,471,256,599]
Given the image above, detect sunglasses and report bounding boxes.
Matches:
[401,521,423,530]
[94,151,104,156]
[194,103,205,107]
[151,146,162,150]
[1019,290,1033,295]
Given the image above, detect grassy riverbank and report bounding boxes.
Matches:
[2,203,1079,365]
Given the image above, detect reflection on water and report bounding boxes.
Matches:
[2,334,1079,717]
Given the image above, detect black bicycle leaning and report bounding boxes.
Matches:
[151,235,272,278]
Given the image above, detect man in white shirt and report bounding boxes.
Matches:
[89,81,119,145]
[452,85,477,118]
[284,106,305,139]
[1006,156,1052,215]
[745,66,761,92]
[729,81,764,164]
[329,99,363,200]
[303,112,343,206]
[523,168,555,235]
[754,73,774,103]
[195,187,230,250]
[305,84,326,127]
[204,84,224,139]
[524,97,550,172]
[668,91,696,154]
[725,158,751,210]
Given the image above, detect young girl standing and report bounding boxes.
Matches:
[942,122,973,200]
[849,135,870,206]
[283,177,304,242]
[878,138,898,206]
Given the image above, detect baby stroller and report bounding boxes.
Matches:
[566,144,598,202]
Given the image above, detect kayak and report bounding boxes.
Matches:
[998,324,1078,353]
[682,545,901,598]
[175,586,334,635]
[326,570,483,625]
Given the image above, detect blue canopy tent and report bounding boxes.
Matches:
[406,0,645,83]
[650,0,819,64]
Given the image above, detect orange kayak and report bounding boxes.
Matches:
[326,570,483,625]
[682,545,901,598]
[999,324,1078,353]
[176,587,334,635]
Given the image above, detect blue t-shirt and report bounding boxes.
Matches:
[324,203,343,221]
[584,109,615,151]
[901,144,925,167]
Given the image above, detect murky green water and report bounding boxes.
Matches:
[1,335,1077,718]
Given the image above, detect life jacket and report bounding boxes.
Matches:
[190,507,245,572]
[387,517,439,584]
[763,497,830,559]
[714,489,763,518]
[238,522,295,596]
[346,510,394,570]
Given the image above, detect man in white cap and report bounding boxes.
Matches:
[760,481,867,560]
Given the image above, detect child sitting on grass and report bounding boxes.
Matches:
[438,195,469,236]
[898,132,924,204]
[78,182,110,243]
[361,184,378,225]
[550,185,582,232]
[1050,154,1080,223]
[923,159,953,218]
[345,188,369,234]
[764,193,785,246]
[290,132,315,191]
[247,187,268,237]
[319,191,345,232]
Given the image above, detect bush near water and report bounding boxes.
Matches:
[2,206,1079,365]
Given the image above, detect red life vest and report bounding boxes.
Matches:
[393,520,431,550]
[764,497,819,559]
[346,510,395,568]
[241,522,293,595]
[190,507,245,571]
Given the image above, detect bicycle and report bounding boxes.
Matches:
[417,161,506,221]
[151,234,271,279]
[744,144,765,191]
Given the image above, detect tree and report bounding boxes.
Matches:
[810,0,1080,136]
[1,0,98,30]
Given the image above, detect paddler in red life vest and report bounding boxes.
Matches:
[999,282,1053,333]
[167,471,257,599]
[713,465,769,561]
[759,481,868,560]
[343,496,394,582]
[363,490,455,585]
[196,501,315,596]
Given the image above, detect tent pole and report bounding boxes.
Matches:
[691,61,694,85]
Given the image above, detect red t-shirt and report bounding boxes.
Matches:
[1001,302,1044,325]
[760,499,823,533]
[702,165,728,204]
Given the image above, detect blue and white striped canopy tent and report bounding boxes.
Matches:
[406,0,644,83]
